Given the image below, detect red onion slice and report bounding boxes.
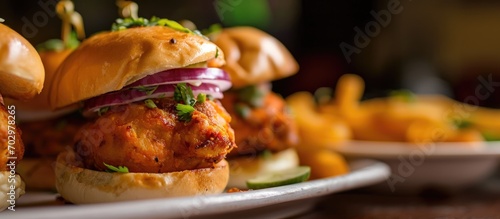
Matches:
[126,68,232,91]
[83,83,222,114]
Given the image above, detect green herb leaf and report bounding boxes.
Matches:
[197,93,206,103]
[206,95,214,101]
[66,31,81,49]
[36,39,65,52]
[215,48,219,58]
[389,89,416,103]
[155,18,191,33]
[97,107,109,116]
[453,119,473,129]
[237,85,265,108]
[112,16,193,34]
[158,93,166,99]
[235,103,251,119]
[482,132,500,142]
[174,83,196,106]
[135,85,158,95]
[176,103,195,122]
[201,23,222,36]
[103,162,129,173]
[144,99,157,109]
[261,150,272,160]
[36,31,80,52]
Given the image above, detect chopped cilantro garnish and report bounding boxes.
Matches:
[112,16,193,34]
[237,85,265,108]
[215,48,219,58]
[261,150,273,160]
[144,99,157,109]
[173,83,208,122]
[36,31,80,52]
[453,119,473,129]
[235,103,251,119]
[389,89,416,103]
[197,93,206,103]
[482,132,500,142]
[97,107,109,116]
[174,83,196,106]
[135,85,158,95]
[103,162,129,173]
[36,39,65,52]
[201,23,222,36]
[176,104,195,122]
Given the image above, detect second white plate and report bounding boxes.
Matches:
[336,141,500,193]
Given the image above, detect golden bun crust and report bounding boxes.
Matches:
[49,26,225,109]
[0,24,44,100]
[227,148,299,189]
[213,27,298,88]
[55,149,229,204]
[5,49,75,121]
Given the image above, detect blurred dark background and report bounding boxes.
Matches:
[1,0,499,108]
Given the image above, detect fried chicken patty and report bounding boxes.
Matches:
[20,112,86,158]
[220,92,298,157]
[74,98,236,173]
[0,104,24,171]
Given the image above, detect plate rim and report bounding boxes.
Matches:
[3,159,390,219]
[336,140,500,158]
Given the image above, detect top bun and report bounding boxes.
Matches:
[5,49,75,122]
[0,23,45,100]
[49,26,225,109]
[213,27,298,88]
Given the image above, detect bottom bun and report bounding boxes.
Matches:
[227,148,299,189]
[55,149,229,204]
[0,171,25,212]
[17,158,56,191]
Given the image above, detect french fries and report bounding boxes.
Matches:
[286,92,352,149]
[284,73,499,179]
[296,147,349,180]
[287,73,499,147]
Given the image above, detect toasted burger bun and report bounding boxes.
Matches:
[227,148,299,189]
[55,149,229,204]
[213,27,299,88]
[0,171,25,211]
[5,49,78,122]
[6,49,74,116]
[0,23,44,100]
[49,26,225,109]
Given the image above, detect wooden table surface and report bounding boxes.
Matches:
[292,174,500,219]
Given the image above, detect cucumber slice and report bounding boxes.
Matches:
[246,166,311,189]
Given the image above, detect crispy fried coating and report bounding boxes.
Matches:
[74,98,236,173]
[0,104,24,171]
[20,112,86,158]
[220,92,298,157]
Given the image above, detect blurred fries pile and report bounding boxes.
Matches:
[285,73,500,178]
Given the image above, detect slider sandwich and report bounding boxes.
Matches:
[49,17,237,204]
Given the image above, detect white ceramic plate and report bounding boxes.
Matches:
[3,159,390,219]
[336,141,500,193]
